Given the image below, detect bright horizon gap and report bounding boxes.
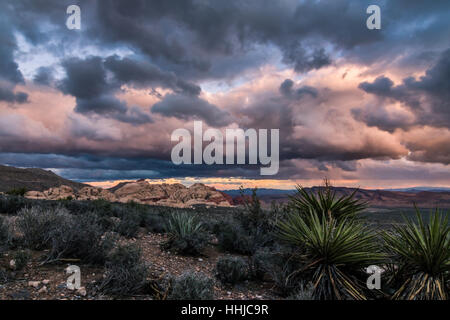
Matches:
[85,177,450,191]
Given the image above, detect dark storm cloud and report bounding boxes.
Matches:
[351,105,414,133]
[279,79,318,99]
[59,56,153,124]
[282,46,332,73]
[33,66,54,86]
[152,94,232,127]
[0,18,24,84]
[0,152,281,181]
[359,76,395,97]
[75,96,153,124]
[0,85,28,104]
[1,0,449,181]
[60,57,113,99]
[104,55,201,95]
[0,12,28,105]
[83,0,385,75]
[357,48,450,129]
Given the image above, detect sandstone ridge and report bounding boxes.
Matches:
[25,180,234,208]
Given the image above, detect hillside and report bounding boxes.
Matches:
[0,165,87,192]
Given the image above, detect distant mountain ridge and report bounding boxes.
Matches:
[0,165,87,192]
[223,187,450,208]
[1,164,449,208]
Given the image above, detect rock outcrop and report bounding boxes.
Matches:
[113,180,233,207]
[77,186,117,202]
[25,185,115,201]
[25,180,234,208]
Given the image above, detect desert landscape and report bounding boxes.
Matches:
[0,0,449,305]
[0,166,449,300]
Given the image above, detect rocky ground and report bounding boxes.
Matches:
[0,229,278,300]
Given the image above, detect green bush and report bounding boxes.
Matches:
[115,211,141,238]
[99,244,148,296]
[144,213,166,233]
[169,271,215,300]
[0,195,30,215]
[288,180,367,222]
[216,256,248,285]
[214,221,255,255]
[162,212,209,255]
[214,189,279,255]
[17,206,69,250]
[0,216,10,252]
[287,282,315,300]
[12,249,31,270]
[45,212,116,265]
[5,187,27,197]
[383,209,449,300]
[277,210,384,300]
[250,245,303,296]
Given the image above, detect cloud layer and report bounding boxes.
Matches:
[0,0,449,187]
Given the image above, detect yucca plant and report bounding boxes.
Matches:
[277,210,384,300]
[383,209,449,300]
[289,180,367,221]
[165,212,204,238]
[162,212,209,255]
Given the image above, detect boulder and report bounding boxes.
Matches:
[76,186,117,201]
[43,185,75,200]
[24,190,46,200]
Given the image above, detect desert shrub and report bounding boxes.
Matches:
[287,282,315,300]
[214,214,275,255]
[288,180,367,222]
[169,271,215,300]
[214,189,280,255]
[250,245,303,296]
[383,209,449,300]
[216,256,248,285]
[214,221,255,255]
[277,210,384,300]
[12,249,31,270]
[0,269,12,284]
[249,248,271,280]
[99,243,148,296]
[0,216,10,252]
[144,213,166,233]
[162,212,209,256]
[17,206,69,250]
[45,212,116,265]
[0,195,30,215]
[5,187,27,197]
[115,211,141,238]
[96,215,117,232]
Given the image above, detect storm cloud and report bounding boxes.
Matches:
[0,0,449,186]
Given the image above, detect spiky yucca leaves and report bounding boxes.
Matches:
[166,212,205,239]
[289,181,367,221]
[163,212,209,255]
[277,211,384,300]
[383,209,449,300]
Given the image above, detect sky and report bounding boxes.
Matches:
[0,0,449,190]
